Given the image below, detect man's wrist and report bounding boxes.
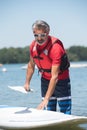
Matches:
[44,97,49,101]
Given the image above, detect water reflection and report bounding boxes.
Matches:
[79,123,87,130]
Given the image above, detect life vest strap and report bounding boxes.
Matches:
[39,68,51,73]
[33,55,43,60]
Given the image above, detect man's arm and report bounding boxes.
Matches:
[24,56,35,91]
[37,64,60,109]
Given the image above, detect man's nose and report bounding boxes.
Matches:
[37,36,42,40]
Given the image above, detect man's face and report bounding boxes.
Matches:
[33,29,48,45]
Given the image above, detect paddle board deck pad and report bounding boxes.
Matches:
[0,107,87,130]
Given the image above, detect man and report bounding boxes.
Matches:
[24,20,71,114]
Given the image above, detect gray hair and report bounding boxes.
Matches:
[32,20,50,33]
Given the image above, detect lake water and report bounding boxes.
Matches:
[0,62,87,129]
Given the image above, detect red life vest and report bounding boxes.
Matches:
[31,36,70,75]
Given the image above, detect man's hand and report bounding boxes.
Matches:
[37,98,48,110]
[24,83,30,92]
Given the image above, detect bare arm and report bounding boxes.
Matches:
[24,56,35,91]
[37,65,60,109]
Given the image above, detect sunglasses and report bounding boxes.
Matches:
[34,33,46,38]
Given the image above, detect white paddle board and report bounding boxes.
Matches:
[0,106,87,130]
[8,86,34,94]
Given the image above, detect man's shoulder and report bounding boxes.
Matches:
[29,40,36,51]
[49,36,63,46]
[30,40,36,47]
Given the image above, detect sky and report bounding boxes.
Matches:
[0,0,87,49]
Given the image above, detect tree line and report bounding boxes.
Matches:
[0,45,87,64]
[0,46,30,64]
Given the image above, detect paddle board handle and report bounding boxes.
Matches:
[28,88,34,92]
